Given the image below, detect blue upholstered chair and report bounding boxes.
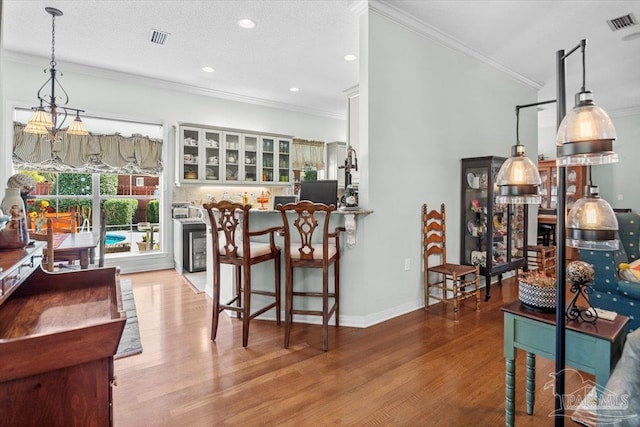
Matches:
[579,212,640,333]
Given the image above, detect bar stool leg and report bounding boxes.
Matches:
[274,251,281,327]
[284,265,293,349]
[334,258,340,328]
[235,265,242,319]
[322,267,329,352]
[242,267,251,348]
[211,264,222,341]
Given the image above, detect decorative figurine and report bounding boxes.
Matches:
[566,260,598,323]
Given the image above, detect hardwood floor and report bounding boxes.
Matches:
[113,270,588,426]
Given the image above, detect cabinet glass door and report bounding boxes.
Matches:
[510,204,526,260]
[261,137,275,183]
[462,165,490,268]
[182,128,200,181]
[276,139,290,183]
[242,135,258,182]
[224,132,240,182]
[203,130,221,183]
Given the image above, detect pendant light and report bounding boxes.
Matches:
[556,40,617,166]
[25,7,89,142]
[495,101,554,205]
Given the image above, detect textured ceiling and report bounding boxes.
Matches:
[2,0,639,118]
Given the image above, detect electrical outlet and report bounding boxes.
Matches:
[404,258,411,271]
[618,194,624,201]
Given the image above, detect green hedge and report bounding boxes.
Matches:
[102,199,138,229]
[146,200,159,223]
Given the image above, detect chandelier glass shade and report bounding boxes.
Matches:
[495,144,542,205]
[566,185,619,250]
[25,7,89,141]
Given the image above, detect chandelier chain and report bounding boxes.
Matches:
[50,13,56,68]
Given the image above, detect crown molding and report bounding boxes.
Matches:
[3,50,347,121]
[369,0,542,90]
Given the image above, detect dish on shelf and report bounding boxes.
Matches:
[185,172,197,179]
[206,176,218,180]
[467,221,476,236]
[467,172,479,189]
[184,160,198,165]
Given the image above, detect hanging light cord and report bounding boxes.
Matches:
[50,12,57,68]
[580,39,587,93]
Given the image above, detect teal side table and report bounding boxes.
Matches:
[502,301,628,426]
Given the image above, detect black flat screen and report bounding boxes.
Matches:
[299,180,338,207]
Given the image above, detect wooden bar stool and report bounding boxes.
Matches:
[202,200,282,347]
[276,201,344,351]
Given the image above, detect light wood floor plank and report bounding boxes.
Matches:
[113,269,587,426]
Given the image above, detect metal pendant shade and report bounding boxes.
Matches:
[566,185,619,250]
[556,91,618,166]
[495,144,542,205]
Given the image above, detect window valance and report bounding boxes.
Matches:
[12,122,163,175]
[292,138,325,170]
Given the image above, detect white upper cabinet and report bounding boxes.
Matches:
[176,124,291,186]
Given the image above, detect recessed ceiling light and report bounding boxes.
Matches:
[289,87,300,92]
[237,18,256,29]
[344,54,357,61]
[202,66,215,73]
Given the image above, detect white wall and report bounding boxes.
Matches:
[591,111,640,210]
[1,55,346,273]
[348,9,538,322]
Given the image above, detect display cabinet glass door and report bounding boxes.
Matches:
[181,127,201,182]
[203,130,221,183]
[261,137,275,183]
[223,132,241,183]
[241,135,259,182]
[276,138,291,183]
[460,156,527,300]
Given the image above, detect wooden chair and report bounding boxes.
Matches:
[423,203,480,320]
[277,201,345,351]
[202,200,281,347]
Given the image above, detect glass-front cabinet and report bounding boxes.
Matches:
[537,159,585,210]
[176,124,291,185]
[242,135,259,182]
[261,137,275,183]
[203,130,221,183]
[223,132,241,183]
[277,138,291,183]
[180,126,203,183]
[460,156,528,300]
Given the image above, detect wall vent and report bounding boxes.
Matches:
[607,13,638,31]
[150,29,170,45]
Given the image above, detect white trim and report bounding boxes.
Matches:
[369,0,542,90]
[3,50,347,121]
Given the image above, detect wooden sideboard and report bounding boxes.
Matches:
[0,246,125,426]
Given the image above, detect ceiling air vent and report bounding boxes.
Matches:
[150,29,170,46]
[607,13,638,31]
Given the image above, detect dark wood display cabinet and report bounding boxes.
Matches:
[460,156,528,300]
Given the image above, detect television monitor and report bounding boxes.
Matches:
[299,180,338,207]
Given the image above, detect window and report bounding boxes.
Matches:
[14,110,164,260]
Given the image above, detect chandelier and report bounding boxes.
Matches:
[24,7,89,142]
